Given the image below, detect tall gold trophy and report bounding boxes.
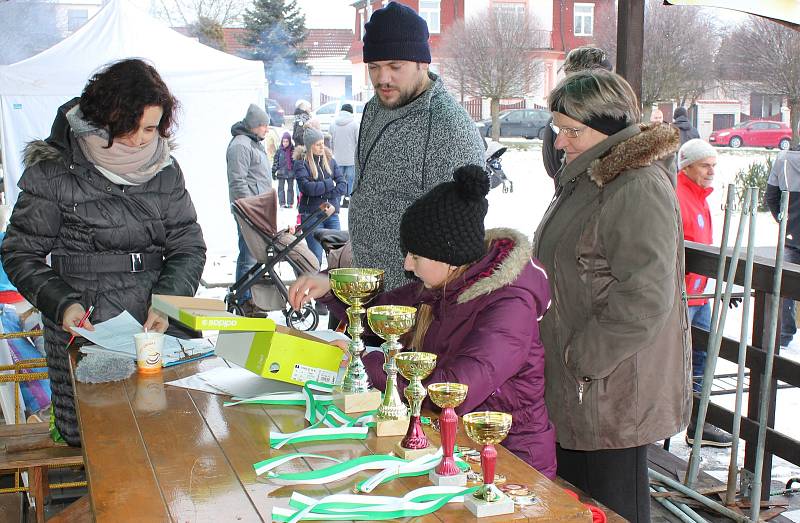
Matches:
[462,411,515,517]
[427,382,469,486]
[329,268,384,413]
[393,352,438,459]
[366,305,416,436]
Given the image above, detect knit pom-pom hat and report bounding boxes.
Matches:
[399,164,490,265]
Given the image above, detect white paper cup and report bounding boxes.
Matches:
[134,332,164,374]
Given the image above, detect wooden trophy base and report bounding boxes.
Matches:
[428,469,467,486]
[464,493,515,518]
[375,417,410,437]
[332,388,382,414]
[394,442,438,460]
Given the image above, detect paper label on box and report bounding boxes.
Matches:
[292,364,337,385]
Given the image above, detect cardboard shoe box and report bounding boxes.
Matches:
[152,295,342,386]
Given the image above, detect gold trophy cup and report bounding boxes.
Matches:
[367,305,416,437]
[462,411,515,517]
[427,382,469,486]
[393,351,438,459]
[329,268,384,413]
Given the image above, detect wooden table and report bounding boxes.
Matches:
[69,354,605,522]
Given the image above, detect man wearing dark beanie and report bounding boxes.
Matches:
[349,1,484,290]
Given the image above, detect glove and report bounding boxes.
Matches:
[729,297,742,308]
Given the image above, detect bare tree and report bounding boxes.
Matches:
[151,0,246,48]
[595,0,720,118]
[440,9,546,141]
[719,16,800,146]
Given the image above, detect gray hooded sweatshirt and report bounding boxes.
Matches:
[330,110,359,167]
[349,72,484,289]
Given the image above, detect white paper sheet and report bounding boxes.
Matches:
[75,311,214,365]
[165,366,301,397]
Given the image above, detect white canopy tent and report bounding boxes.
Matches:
[0,0,266,255]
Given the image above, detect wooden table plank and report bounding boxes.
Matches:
[359,420,592,522]
[73,355,609,522]
[122,363,263,522]
[187,389,306,520]
[70,353,170,522]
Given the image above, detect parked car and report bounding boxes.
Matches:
[476,109,551,139]
[709,120,792,150]
[265,98,285,126]
[313,100,366,133]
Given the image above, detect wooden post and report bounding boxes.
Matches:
[615,0,645,101]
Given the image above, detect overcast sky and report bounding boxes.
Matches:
[296,0,355,30]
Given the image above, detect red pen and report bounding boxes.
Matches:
[66,305,95,349]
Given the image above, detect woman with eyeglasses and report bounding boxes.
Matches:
[532,69,690,522]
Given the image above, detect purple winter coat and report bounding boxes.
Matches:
[321,228,557,479]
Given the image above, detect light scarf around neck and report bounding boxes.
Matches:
[66,104,172,186]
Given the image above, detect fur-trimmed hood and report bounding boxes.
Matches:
[23,140,63,169]
[456,228,533,304]
[587,123,679,187]
[293,144,334,162]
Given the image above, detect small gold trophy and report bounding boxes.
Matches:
[393,351,438,459]
[329,268,384,413]
[462,411,515,518]
[366,305,416,437]
[427,382,469,486]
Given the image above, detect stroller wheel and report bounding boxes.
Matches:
[285,304,319,331]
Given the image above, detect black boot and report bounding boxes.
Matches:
[686,420,733,448]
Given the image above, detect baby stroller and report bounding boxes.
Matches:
[226,190,333,331]
[485,140,513,193]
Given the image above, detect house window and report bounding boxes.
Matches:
[67,9,88,32]
[574,3,594,37]
[419,0,441,34]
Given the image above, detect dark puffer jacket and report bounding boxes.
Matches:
[0,99,207,446]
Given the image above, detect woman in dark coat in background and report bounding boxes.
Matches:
[1,59,207,446]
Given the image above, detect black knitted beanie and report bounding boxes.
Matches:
[363,1,431,63]
[399,164,490,266]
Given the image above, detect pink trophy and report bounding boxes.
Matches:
[393,351,438,459]
[427,382,469,486]
[462,411,515,517]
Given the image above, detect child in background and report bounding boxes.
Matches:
[273,132,295,208]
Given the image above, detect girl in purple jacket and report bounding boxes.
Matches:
[288,164,557,479]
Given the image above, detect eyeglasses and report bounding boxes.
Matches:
[550,121,587,139]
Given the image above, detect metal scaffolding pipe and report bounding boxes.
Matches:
[651,469,750,522]
[726,188,758,505]
[650,486,699,523]
[686,185,746,487]
[652,485,710,523]
[750,189,790,522]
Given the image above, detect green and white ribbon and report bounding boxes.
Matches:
[271,485,479,523]
[255,452,406,483]
[226,380,378,448]
[356,449,468,493]
[255,449,469,493]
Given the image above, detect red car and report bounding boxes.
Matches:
[709,120,792,150]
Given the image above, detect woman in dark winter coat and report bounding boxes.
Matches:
[534,69,689,522]
[272,131,295,208]
[293,126,348,262]
[0,59,207,446]
[287,165,557,479]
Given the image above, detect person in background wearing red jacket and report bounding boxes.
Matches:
[676,138,732,448]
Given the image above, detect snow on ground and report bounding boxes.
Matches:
[198,138,800,490]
